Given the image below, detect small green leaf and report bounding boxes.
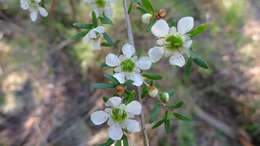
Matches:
[142,0,154,13]
[104,74,119,84]
[100,13,113,24]
[141,86,149,98]
[73,22,93,29]
[167,100,184,109]
[101,63,110,68]
[189,23,208,38]
[99,138,114,146]
[103,32,114,46]
[152,119,165,129]
[102,96,109,103]
[150,103,161,122]
[71,31,88,40]
[128,2,133,13]
[122,135,129,146]
[92,11,98,27]
[173,113,191,121]
[192,54,208,69]
[142,72,162,80]
[164,119,172,133]
[115,140,122,146]
[94,83,115,89]
[184,57,193,78]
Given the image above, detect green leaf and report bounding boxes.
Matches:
[188,23,208,38]
[99,138,114,146]
[184,57,193,78]
[141,86,149,98]
[104,74,119,84]
[71,31,88,40]
[152,119,165,129]
[142,72,162,80]
[94,83,115,89]
[142,0,154,13]
[167,100,184,109]
[73,22,93,29]
[122,135,129,146]
[164,119,172,133]
[92,11,98,27]
[128,2,133,13]
[101,63,110,68]
[103,32,114,46]
[150,103,161,122]
[173,113,191,121]
[100,13,113,25]
[102,96,109,103]
[124,80,134,86]
[191,54,208,69]
[115,140,122,146]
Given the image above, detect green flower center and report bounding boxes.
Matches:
[120,59,135,72]
[165,35,184,51]
[111,108,128,123]
[95,0,106,8]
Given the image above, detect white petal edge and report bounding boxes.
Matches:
[125,119,141,133]
[151,19,170,38]
[129,73,143,86]
[169,52,185,67]
[38,7,48,17]
[122,43,135,58]
[105,96,122,107]
[95,26,105,34]
[113,72,126,84]
[148,47,164,63]
[127,100,142,115]
[183,39,192,49]
[108,124,123,140]
[177,16,194,35]
[90,111,109,125]
[20,0,29,10]
[136,57,152,70]
[30,10,38,22]
[105,53,120,67]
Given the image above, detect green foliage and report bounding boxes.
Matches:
[99,138,114,146]
[142,0,154,13]
[115,140,122,146]
[167,100,184,109]
[142,72,162,80]
[188,23,208,38]
[173,113,191,121]
[150,102,161,122]
[104,74,119,85]
[184,57,193,79]
[71,31,89,40]
[103,32,115,47]
[122,135,129,146]
[94,83,115,89]
[177,123,197,146]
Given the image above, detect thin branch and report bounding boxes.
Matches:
[122,0,150,146]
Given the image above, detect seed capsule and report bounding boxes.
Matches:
[148,86,159,98]
[160,92,170,103]
[115,85,125,96]
[142,13,153,24]
[158,9,167,18]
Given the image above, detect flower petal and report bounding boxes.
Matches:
[169,52,185,67]
[151,19,170,38]
[148,47,164,63]
[177,16,194,35]
[128,73,143,86]
[108,124,123,140]
[127,100,142,115]
[105,96,122,107]
[124,119,141,133]
[105,53,120,67]
[122,43,135,58]
[113,72,126,84]
[20,0,29,10]
[91,39,101,50]
[90,111,109,125]
[95,26,105,34]
[30,10,38,22]
[183,39,192,49]
[136,57,152,70]
[38,7,48,17]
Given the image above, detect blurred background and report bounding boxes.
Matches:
[0,0,260,146]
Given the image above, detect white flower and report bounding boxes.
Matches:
[90,96,142,140]
[105,43,152,86]
[84,0,114,19]
[83,26,105,50]
[20,0,48,22]
[148,17,194,67]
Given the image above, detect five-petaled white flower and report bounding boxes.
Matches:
[90,96,142,140]
[20,0,48,22]
[83,26,105,50]
[148,17,194,67]
[84,0,114,19]
[105,43,152,86]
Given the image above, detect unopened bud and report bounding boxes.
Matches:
[148,86,158,98]
[160,92,170,103]
[142,13,153,24]
[158,9,167,18]
[115,85,125,96]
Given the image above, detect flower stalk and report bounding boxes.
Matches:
[123,0,150,145]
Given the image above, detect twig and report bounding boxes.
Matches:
[122,0,150,146]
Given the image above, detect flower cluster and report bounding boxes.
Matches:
[20,0,48,22]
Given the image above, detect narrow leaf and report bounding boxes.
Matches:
[173,113,191,121]
[192,54,208,69]
[164,119,172,133]
[99,138,114,146]
[150,103,161,122]
[189,23,208,38]
[104,74,119,84]
[92,11,98,27]
[94,83,115,89]
[103,32,114,46]
[73,22,93,29]
[167,100,184,109]
[152,119,165,129]
[115,140,122,146]
[100,13,113,24]
[142,0,154,13]
[142,72,162,80]
[122,135,129,146]
[184,57,193,78]
[71,31,88,40]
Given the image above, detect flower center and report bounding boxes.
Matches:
[95,0,106,8]
[120,59,135,72]
[165,35,184,51]
[111,108,128,123]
